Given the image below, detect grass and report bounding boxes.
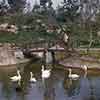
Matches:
[0,31,57,44]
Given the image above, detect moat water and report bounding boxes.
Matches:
[0,63,100,100]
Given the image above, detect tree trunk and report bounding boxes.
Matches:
[86,24,93,54]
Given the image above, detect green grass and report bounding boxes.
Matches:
[0,31,100,49]
[0,31,57,44]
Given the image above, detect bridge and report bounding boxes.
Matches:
[29,47,65,52]
[23,45,66,63]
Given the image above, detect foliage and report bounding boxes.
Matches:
[0,0,100,48]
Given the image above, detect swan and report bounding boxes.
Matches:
[41,65,51,79]
[68,68,79,80]
[30,72,37,83]
[82,65,88,72]
[10,70,21,82]
[81,65,88,77]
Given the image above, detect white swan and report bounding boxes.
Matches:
[30,72,37,83]
[41,65,51,79]
[10,70,21,82]
[82,65,88,72]
[68,68,79,80]
[82,65,88,77]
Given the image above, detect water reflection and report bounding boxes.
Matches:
[0,64,99,100]
[63,77,80,97]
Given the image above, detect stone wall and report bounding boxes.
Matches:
[0,43,17,65]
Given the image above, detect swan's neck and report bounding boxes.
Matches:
[17,71,21,77]
[30,72,33,79]
[69,69,72,75]
[42,65,44,72]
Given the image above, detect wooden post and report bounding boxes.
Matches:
[51,51,55,64]
[42,50,46,66]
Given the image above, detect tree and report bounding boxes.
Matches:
[79,0,100,52]
[40,0,47,7]
[56,0,80,22]
[0,0,10,15]
[55,0,80,52]
[8,0,26,12]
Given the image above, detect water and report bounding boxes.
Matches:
[0,63,100,100]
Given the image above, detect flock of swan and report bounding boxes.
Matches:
[10,65,88,84]
[10,65,51,84]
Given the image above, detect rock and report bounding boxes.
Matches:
[14,49,24,59]
[0,23,18,34]
[0,43,17,65]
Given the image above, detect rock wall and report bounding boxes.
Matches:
[0,43,17,65]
